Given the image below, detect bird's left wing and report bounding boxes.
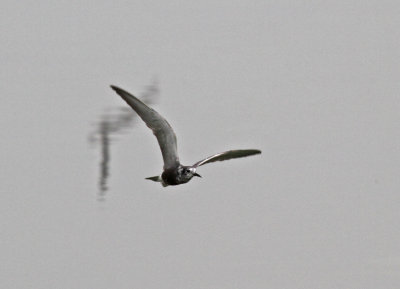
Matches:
[110,85,180,169]
[192,149,261,168]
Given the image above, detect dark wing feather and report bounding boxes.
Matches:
[192,149,261,168]
[110,85,180,169]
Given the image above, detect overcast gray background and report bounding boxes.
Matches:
[1,1,400,288]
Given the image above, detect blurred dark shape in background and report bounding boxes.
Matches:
[89,79,159,200]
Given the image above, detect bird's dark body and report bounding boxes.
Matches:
[161,166,193,186]
[161,168,180,186]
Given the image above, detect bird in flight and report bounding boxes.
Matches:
[110,85,261,186]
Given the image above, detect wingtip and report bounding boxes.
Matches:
[110,85,127,96]
[247,149,261,155]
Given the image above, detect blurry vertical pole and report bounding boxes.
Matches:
[98,119,110,195]
[89,78,159,201]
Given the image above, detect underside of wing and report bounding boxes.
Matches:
[110,85,180,169]
[192,149,261,168]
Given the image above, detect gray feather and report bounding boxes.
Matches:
[192,149,261,168]
[110,85,180,169]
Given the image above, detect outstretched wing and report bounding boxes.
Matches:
[192,149,261,168]
[110,85,180,169]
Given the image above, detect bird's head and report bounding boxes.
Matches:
[180,166,201,182]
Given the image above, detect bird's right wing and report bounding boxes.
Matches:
[192,149,261,168]
[110,85,180,169]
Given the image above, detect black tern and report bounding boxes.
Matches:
[110,85,261,187]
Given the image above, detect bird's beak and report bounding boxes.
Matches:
[194,172,202,178]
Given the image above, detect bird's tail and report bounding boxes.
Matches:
[145,175,162,182]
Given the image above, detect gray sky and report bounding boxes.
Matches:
[1,1,400,288]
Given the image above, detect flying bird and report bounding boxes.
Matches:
[110,85,261,186]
